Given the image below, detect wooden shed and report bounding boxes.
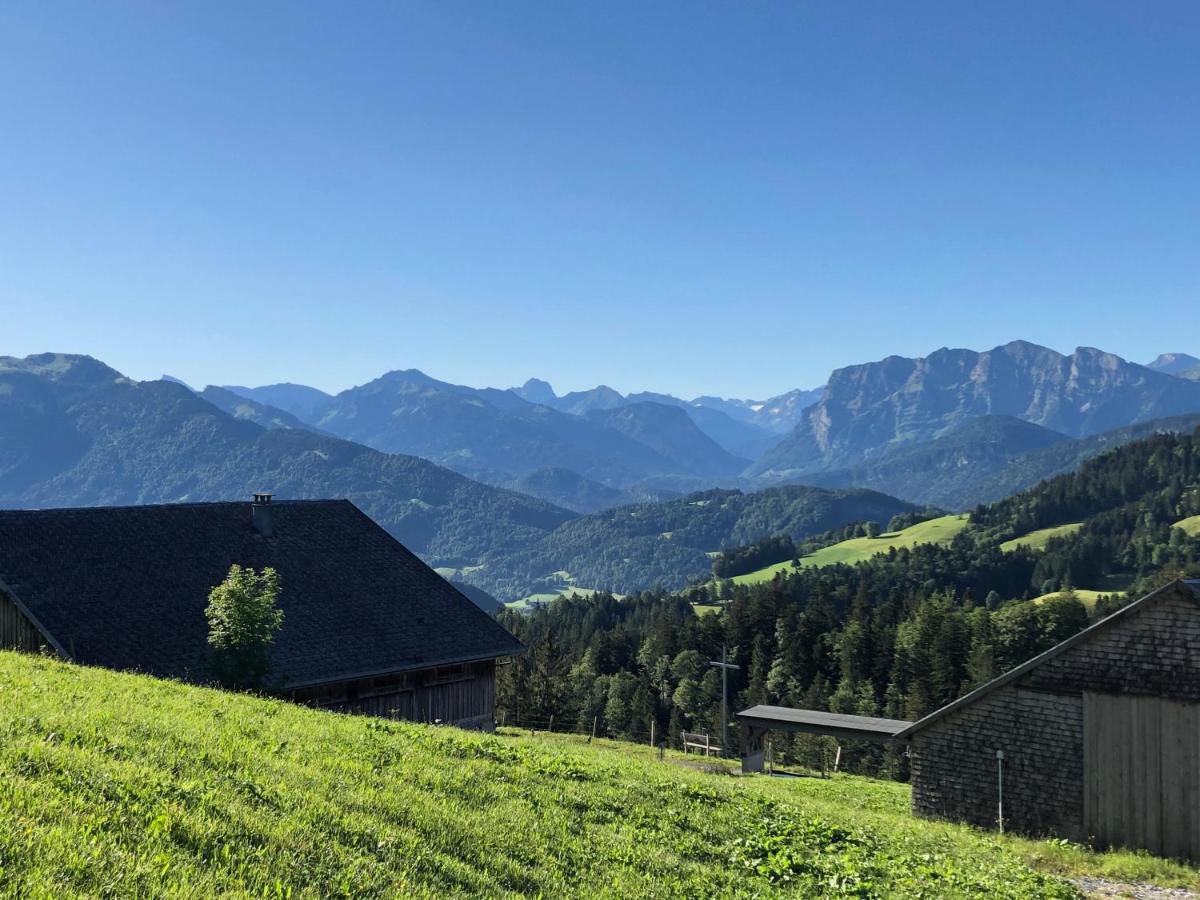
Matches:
[738,580,1200,861]
[0,495,523,730]
[899,579,1200,860]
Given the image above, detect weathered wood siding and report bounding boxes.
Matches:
[289,660,498,731]
[0,591,47,652]
[910,583,1200,849]
[1084,692,1200,861]
[910,685,1084,838]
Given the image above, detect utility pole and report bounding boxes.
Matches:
[709,645,740,758]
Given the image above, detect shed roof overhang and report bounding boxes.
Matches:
[736,704,912,743]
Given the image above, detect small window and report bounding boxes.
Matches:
[428,663,470,684]
[359,672,413,698]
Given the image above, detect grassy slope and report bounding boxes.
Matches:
[1175,514,1200,537]
[730,515,969,585]
[728,517,1102,586]
[9,653,1188,898]
[1000,523,1083,552]
[1031,589,1114,610]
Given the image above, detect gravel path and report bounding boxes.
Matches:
[1072,878,1200,899]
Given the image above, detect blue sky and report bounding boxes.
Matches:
[3,2,1198,398]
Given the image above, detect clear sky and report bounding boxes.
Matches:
[3,2,1198,399]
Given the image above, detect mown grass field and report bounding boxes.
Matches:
[1175,514,1200,537]
[1000,523,1083,552]
[4,652,1198,897]
[507,586,616,611]
[729,515,970,585]
[1031,589,1116,610]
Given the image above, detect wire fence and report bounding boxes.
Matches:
[497,713,904,778]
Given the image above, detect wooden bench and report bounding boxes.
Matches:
[681,731,722,756]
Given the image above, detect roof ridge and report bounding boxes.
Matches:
[0,498,349,515]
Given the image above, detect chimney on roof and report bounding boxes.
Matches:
[252,492,273,537]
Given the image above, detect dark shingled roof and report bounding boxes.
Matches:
[0,499,523,688]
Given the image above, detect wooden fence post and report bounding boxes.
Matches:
[549,714,554,733]
[650,720,655,748]
[589,716,597,743]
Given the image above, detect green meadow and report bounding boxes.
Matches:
[1174,514,1200,537]
[729,515,970,585]
[5,651,1198,897]
[1000,523,1083,552]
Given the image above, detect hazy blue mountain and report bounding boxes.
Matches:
[0,353,574,568]
[502,466,676,514]
[506,466,626,513]
[506,379,783,457]
[690,387,823,434]
[222,382,335,422]
[624,391,778,457]
[511,377,557,406]
[1146,353,1200,377]
[806,416,1074,509]
[161,374,194,390]
[745,388,826,433]
[448,580,504,613]
[467,485,919,599]
[585,402,749,477]
[750,341,1200,478]
[309,369,687,487]
[551,385,626,416]
[198,385,324,433]
[955,412,1200,510]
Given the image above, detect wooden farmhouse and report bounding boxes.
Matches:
[0,495,522,730]
[740,579,1200,861]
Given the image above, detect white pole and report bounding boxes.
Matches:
[996,749,1005,834]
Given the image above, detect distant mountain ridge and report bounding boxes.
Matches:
[1146,353,1200,381]
[509,378,821,448]
[751,341,1200,478]
[0,353,574,568]
[198,385,325,434]
[292,369,745,491]
[216,370,823,504]
[221,382,336,421]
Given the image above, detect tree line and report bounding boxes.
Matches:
[499,429,1200,776]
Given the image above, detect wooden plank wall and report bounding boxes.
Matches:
[292,661,498,730]
[1083,691,1200,860]
[0,591,47,652]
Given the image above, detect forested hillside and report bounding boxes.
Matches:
[500,429,1200,770]
[467,485,917,599]
[804,413,1200,511]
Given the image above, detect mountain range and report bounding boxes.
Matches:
[750,341,1200,479]
[10,340,1200,600]
[0,354,573,568]
[1146,353,1200,380]
[214,371,825,509]
[0,353,886,599]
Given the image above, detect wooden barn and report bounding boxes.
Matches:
[740,579,1200,861]
[0,495,522,730]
